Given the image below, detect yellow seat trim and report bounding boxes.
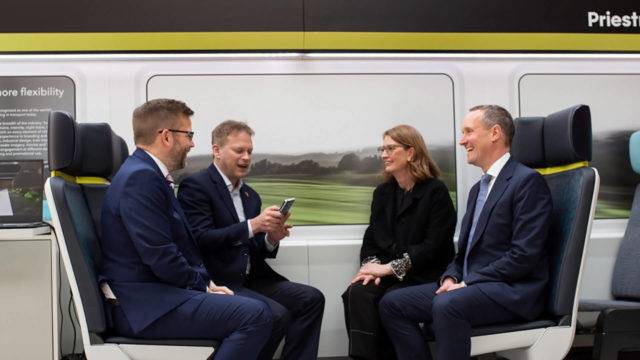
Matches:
[535,161,589,175]
[51,171,110,184]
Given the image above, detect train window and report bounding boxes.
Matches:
[148,73,457,225]
[519,73,640,219]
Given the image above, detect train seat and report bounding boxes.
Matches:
[579,130,640,360]
[426,105,599,359]
[45,111,219,360]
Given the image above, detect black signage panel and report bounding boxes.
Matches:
[1,0,640,51]
[0,0,303,32]
[305,0,640,33]
[0,76,75,164]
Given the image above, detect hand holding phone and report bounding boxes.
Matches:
[279,197,295,215]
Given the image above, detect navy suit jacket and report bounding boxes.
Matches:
[177,164,286,288]
[442,157,552,320]
[100,148,210,333]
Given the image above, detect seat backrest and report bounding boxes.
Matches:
[611,131,640,301]
[47,111,128,341]
[512,104,598,321]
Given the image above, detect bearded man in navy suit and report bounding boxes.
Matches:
[378,105,553,360]
[178,120,325,360]
[100,99,273,360]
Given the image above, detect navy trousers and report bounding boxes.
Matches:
[379,282,521,360]
[111,293,272,360]
[240,279,325,360]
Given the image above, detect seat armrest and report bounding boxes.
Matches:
[597,308,640,333]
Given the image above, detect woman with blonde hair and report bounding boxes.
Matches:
[342,125,456,360]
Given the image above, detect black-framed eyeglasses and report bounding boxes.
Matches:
[377,144,407,155]
[159,129,195,139]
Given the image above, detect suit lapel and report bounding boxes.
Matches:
[133,148,174,195]
[467,158,516,253]
[169,194,196,238]
[458,183,479,254]
[133,148,162,175]
[208,164,240,223]
[239,184,259,218]
[134,148,198,243]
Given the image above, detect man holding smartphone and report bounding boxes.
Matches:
[178,120,325,360]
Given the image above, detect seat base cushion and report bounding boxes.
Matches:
[580,299,640,312]
[105,336,219,347]
[470,319,557,337]
[424,319,556,339]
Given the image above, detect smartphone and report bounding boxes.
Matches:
[279,198,295,215]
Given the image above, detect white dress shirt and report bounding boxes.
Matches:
[213,163,277,274]
[144,149,171,180]
[484,152,511,196]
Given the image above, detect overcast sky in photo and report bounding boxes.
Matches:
[148,74,456,156]
[520,74,640,133]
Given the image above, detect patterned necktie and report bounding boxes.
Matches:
[165,173,175,190]
[463,173,493,279]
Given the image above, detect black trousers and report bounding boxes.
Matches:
[342,277,418,360]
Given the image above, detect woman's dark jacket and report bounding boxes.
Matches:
[360,177,456,283]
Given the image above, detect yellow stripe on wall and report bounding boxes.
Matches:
[0,32,303,52]
[3,31,640,52]
[305,32,640,51]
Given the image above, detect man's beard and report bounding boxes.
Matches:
[177,150,188,170]
[170,146,189,171]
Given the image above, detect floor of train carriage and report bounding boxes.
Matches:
[321,348,640,360]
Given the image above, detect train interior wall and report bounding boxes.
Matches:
[1,54,634,357]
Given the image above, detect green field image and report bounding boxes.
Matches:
[247,173,458,226]
[249,172,633,224]
[177,136,640,225]
[596,201,631,219]
[178,147,458,226]
[247,174,375,225]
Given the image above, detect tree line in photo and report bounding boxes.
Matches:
[173,128,640,220]
[176,146,456,190]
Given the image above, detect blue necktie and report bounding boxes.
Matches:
[463,174,492,279]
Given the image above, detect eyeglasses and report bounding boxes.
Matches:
[159,129,195,139]
[377,144,406,154]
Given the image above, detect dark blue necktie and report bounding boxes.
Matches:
[463,174,492,279]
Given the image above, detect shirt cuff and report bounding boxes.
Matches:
[264,235,278,251]
[247,220,254,238]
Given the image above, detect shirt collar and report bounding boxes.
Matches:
[485,152,511,179]
[143,149,170,179]
[213,162,243,192]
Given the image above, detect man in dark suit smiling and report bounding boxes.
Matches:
[100,99,272,360]
[178,120,325,360]
[379,105,553,360]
